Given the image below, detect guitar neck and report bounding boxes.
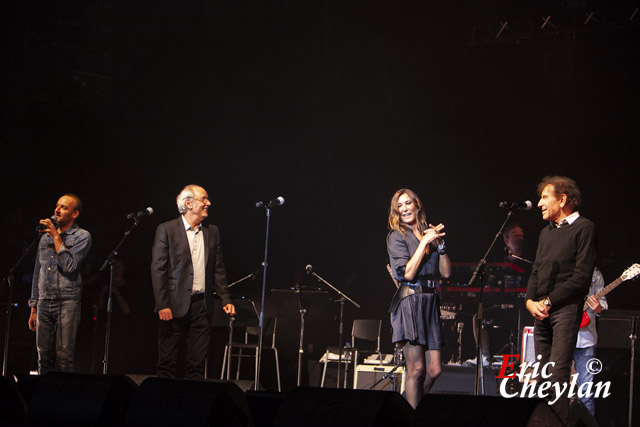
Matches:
[583,276,623,310]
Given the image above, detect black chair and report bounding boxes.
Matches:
[220,317,281,391]
[321,319,382,387]
[351,318,383,366]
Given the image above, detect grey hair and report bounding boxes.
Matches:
[176,185,196,214]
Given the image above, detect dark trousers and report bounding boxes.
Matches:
[534,302,582,424]
[157,297,210,380]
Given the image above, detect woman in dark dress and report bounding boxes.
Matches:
[387,188,451,408]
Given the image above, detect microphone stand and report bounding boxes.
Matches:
[255,207,276,391]
[228,263,263,289]
[309,269,360,388]
[468,209,514,395]
[1,231,42,376]
[98,216,145,374]
[294,283,307,387]
[505,252,532,365]
[368,360,405,392]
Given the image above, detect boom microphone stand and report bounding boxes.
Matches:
[228,262,264,289]
[308,266,360,388]
[98,213,148,374]
[1,230,42,376]
[469,209,514,395]
[368,360,405,392]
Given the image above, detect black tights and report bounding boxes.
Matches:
[402,342,441,409]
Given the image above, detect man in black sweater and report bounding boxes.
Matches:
[526,176,597,423]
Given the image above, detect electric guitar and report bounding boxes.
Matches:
[579,263,640,328]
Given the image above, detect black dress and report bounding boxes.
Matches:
[387,229,443,349]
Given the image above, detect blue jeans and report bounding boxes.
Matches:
[573,346,596,415]
[36,299,81,375]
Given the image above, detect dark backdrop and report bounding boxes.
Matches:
[1,0,639,390]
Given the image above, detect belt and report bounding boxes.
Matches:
[408,285,436,294]
[191,292,204,302]
[388,280,438,313]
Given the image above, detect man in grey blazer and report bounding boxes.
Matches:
[151,184,236,379]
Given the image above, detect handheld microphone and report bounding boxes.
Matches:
[498,200,533,211]
[305,264,313,275]
[127,207,154,219]
[36,216,58,231]
[255,196,285,208]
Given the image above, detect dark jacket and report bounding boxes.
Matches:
[150,217,231,318]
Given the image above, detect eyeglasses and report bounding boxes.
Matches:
[193,196,210,203]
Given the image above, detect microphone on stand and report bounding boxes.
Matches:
[305,264,313,275]
[250,262,266,279]
[126,207,154,219]
[507,253,534,264]
[498,200,533,211]
[256,196,285,208]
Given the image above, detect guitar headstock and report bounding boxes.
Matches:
[621,263,640,281]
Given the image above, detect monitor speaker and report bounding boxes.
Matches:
[274,387,413,427]
[124,377,252,427]
[27,372,137,427]
[412,394,562,427]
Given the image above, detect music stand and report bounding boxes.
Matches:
[211,296,258,381]
[271,288,330,386]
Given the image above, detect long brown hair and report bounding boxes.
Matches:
[388,188,428,235]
